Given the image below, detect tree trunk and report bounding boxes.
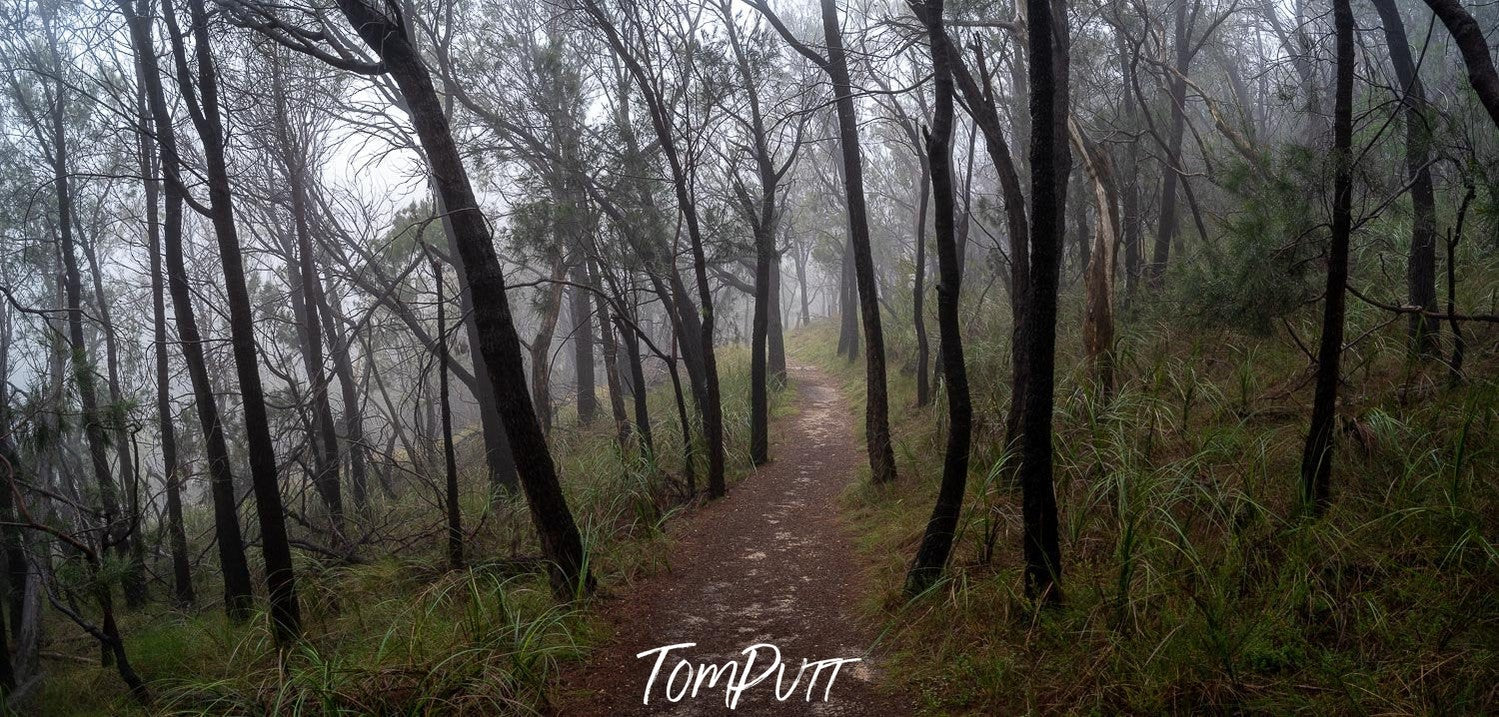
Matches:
[168,0,301,641]
[820,0,897,483]
[432,188,519,493]
[40,20,124,600]
[768,256,787,385]
[135,85,193,608]
[1071,126,1119,398]
[1420,0,1499,128]
[119,0,253,620]
[530,254,569,434]
[618,307,655,456]
[1299,0,1353,516]
[570,263,598,425]
[79,228,147,608]
[589,261,632,447]
[335,0,593,598]
[1018,0,1069,603]
[1370,0,1438,356]
[914,152,932,408]
[434,260,463,570]
[906,0,972,595]
[1150,0,1192,283]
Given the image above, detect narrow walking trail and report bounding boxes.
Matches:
[555,363,907,716]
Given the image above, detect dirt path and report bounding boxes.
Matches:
[554,363,908,716]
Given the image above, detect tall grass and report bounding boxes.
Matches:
[37,344,786,715]
[795,264,1498,713]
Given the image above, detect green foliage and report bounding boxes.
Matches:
[795,283,1499,714]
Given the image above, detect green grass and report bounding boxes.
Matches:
[794,277,1498,714]
[35,342,788,716]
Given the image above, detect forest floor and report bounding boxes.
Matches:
[554,363,909,716]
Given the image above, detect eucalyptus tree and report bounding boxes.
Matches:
[748,0,898,484]
[221,0,596,598]
[114,0,255,620]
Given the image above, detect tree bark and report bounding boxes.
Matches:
[905,0,971,595]
[1019,0,1070,603]
[1299,0,1354,516]
[334,0,593,598]
[433,260,463,570]
[168,0,301,641]
[1370,0,1439,356]
[134,81,193,608]
[1149,0,1194,282]
[119,0,253,620]
[820,0,897,483]
[570,264,598,425]
[914,152,932,408]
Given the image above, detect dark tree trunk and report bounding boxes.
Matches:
[80,228,147,608]
[433,260,463,570]
[119,0,253,620]
[914,152,932,408]
[820,0,897,483]
[315,281,370,508]
[570,264,598,425]
[1019,0,1070,603]
[432,189,519,493]
[1150,0,1193,283]
[39,21,124,599]
[906,0,971,596]
[136,82,193,608]
[1420,0,1499,128]
[583,0,726,497]
[750,217,772,465]
[1299,0,1354,516]
[1370,0,1438,355]
[1117,32,1142,300]
[936,32,1029,444]
[588,261,632,447]
[168,0,301,641]
[272,68,345,534]
[768,257,787,385]
[617,307,655,456]
[335,1,593,598]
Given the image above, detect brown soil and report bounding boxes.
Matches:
[553,363,910,716]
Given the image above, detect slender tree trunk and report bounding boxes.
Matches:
[315,281,370,508]
[119,0,253,620]
[1019,0,1069,603]
[79,228,147,608]
[531,254,569,433]
[820,0,897,483]
[1117,32,1142,301]
[570,263,598,425]
[768,256,787,385]
[433,260,463,570]
[906,0,971,595]
[1370,0,1438,355]
[618,310,655,456]
[168,0,301,641]
[335,1,593,598]
[750,219,773,465]
[914,153,933,408]
[39,21,124,599]
[588,261,632,447]
[135,87,193,608]
[1150,0,1192,282]
[432,189,519,493]
[1299,0,1353,516]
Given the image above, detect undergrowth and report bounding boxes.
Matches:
[36,344,787,716]
[797,272,1498,713]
